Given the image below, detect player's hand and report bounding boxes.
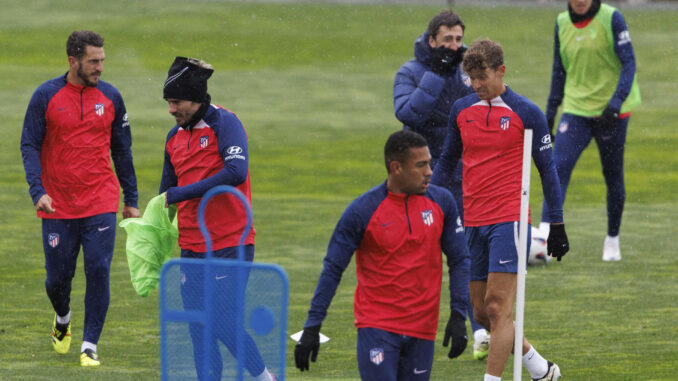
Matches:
[597,105,620,129]
[295,325,321,371]
[546,116,555,140]
[431,46,454,75]
[35,194,55,214]
[442,311,467,359]
[547,223,569,261]
[122,205,140,219]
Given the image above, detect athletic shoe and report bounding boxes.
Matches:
[80,348,100,367]
[532,361,561,381]
[50,314,71,354]
[472,329,490,360]
[602,236,621,262]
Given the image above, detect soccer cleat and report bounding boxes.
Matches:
[532,361,561,381]
[602,235,621,262]
[50,314,71,354]
[472,329,490,360]
[80,348,100,367]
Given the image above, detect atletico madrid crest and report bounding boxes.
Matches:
[421,210,434,226]
[48,233,60,248]
[500,116,510,130]
[95,103,104,116]
[370,348,384,365]
[200,135,209,149]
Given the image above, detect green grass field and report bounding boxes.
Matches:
[1,1,677,380]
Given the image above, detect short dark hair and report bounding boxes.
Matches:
[66,30,104,59]
[462,38,504,72]
[384,130,428,173]
[426,10,465,39]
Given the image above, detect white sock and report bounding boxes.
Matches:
[538,221,550,235]
[484,374,501,381]
[605,235,619,245]
[56,310,71,325]
[474,328,488,342]
[522,345,548,378]
[253,367,274,381]
[81,341,97,353]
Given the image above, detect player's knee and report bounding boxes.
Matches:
[84,260,111,279]
[484,297,511,324]
[473,306,489,328]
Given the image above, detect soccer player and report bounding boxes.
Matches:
[20,30,140,366]
[393,9,490,360]
[431,39,570,381]
[159,57,275,381]
[539,0,641,262]
[295,130,471,380]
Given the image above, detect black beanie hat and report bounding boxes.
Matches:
[163,57,214,102]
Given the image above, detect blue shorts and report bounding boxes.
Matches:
[357,327,434,381]
[465,221,531,281]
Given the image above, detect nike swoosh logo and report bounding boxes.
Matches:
[381,222,393,227]
[215,275,229,280]
[466,120,476,123]
[413,368,428,374]
[499,259,513,264]
[576,36,585,41]
[97,226,111,232]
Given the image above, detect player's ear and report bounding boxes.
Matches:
[388,159,402,174]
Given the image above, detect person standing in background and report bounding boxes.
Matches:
[393,9,489,360]
[540,0,641,262]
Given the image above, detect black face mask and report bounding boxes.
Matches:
[183,93,211,130]
[568,0,601,23]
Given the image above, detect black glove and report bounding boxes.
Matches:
[430,46,454,75]
[442,312,467,359]
[295,325,321,371]
[597,105,620,129]
[546,116,555,139]
[547,223,570,261]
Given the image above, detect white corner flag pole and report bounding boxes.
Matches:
[514,128,533,381]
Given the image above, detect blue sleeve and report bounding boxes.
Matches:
[20,87,48,205]
[166,112,249,205]
[109,94,138,208]
[430,105,463,188]
[304,201,367,327]
[526,106,564,223]
[608,10,637,110]
[437,190,470,316]
[393,63,446,129]
[158,131,178,195]
[546,22,565,121]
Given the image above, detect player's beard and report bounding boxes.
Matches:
[77,65,100,87]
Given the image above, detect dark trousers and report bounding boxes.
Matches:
[542,113,629,236]
[180,245,265,380]
[42,212,116,344]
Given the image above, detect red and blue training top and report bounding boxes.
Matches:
[431,86,564,226]
[304,182,470,341]
[21,74,138,219]
[159,105,255,253]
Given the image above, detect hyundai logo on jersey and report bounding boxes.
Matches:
[48,233,60,248]
[227,146,242,155]
[422,210,434,226]
[370,348,384,365]
[500,116,510,130]
[95,103,104,116]
[200,135,209,149]
[541,134,552,144]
